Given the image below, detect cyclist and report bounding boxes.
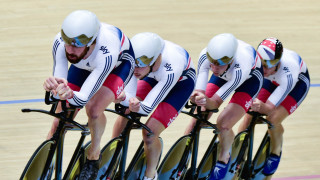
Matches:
[111,32,196,180]
[238,37,310,178]
[184,33,264,179]
[42,10,135,180]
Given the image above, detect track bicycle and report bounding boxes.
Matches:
[20,92,90,180]
[158,102,219,180]
[226,111,273,180]
[97,103,162,180]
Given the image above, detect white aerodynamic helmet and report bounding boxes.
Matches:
[131,32,165,67]
[206,33,238,66]
[61,10,100,47]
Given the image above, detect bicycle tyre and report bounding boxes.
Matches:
[158,135,192,180]
[20,140,56,180]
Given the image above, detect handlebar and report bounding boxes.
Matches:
[181,101,219,133]
[21,91,87,131]
[105,103,153,136]
[247,110,273,129]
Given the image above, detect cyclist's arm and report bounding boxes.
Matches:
[205,93,223,110]
[137,65,183,115]
[268,73,296,108]
[195,51,211,91]
[52,33,69,79]
[251,99,276,115]
[120,75,138,107]
[68,54,117,106]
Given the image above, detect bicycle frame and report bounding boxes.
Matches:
[158,102,219,180]
[99,104,154,180]
[20,92,90,180]
[228,111,273,179]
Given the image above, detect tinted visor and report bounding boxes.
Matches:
[135,56,153,67]
[206,52,233,66]
[261,58,280,68]
[61,30,93,47]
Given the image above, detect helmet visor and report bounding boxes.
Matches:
[206,52,233,66]
[261,58,280,68]
[61,30,93,47]
[135,56,153,67]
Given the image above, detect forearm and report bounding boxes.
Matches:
[260,100,276,115]
[205,95,222,110]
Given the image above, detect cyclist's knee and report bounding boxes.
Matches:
[217,119,232,131]
[86,105,104,120]
[269,123,284,135]
[86,110,101,120]
[142,131,158,146]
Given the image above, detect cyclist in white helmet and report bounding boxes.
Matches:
[43,10,135,179]
[112,32,196,180]
[184,33,264,179]
[238,37,310,179]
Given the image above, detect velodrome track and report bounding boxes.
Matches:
[1,0,319,179]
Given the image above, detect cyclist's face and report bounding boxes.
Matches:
[64,44,88,64]
[210,63,229,76]
[263,64,277,77]
[134,66,151,79]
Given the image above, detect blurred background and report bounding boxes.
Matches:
[0,0,319,179]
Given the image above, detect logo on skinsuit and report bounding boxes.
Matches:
[116,84,124,97]
[100,46,110,54]
[245,99,253,110]
[290,104,297,114]
[167,113,178,127]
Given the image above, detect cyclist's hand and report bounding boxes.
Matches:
[251,99,262,112]
[43,76,59,92]
[190,90,205,103]
[114,91,126,103]
[43,77,68,96]
[194,92,207,106]
[56,83,74,100]
[129,97,140,112]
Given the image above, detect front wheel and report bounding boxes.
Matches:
[20,140,56,180]
[252,133,270,179]
[126,137,163,180]
[97,137,123,180]
[196,141,219,180]
[158,135,192,180]
[66,141,91,180]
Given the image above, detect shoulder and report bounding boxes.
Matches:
[197,47,208,65]
[281,49,302,72]
[235,40,255,58]
[100,23,126,41]
[162,41,187,63]
[53,32,64,44]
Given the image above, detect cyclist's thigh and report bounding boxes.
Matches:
[150,74,195,128]
[86,86,115,114]
[256,79,278,103]
[136,77,157,100]
[67,64,90,91]
[229,69,263,112]
[280,72,310,115]
[103,57,134,99]
[205,74,226,98]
